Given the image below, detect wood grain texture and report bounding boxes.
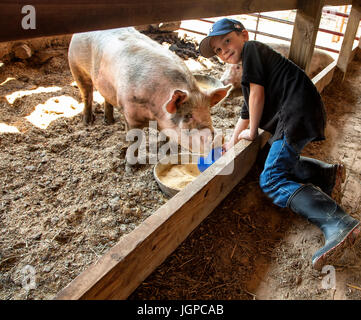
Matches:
[289,0,324,73]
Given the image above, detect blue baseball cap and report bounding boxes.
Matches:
[199,18,245,58]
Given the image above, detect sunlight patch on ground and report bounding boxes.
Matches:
[25,95,83,129]
[0,123,20,133]
[6,86,62,104]
[1,77,16,87]
[93,91,105,104]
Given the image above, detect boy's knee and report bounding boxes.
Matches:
[259,166,284,195]
[259,169,271,193]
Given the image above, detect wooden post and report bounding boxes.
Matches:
[289,0,325,74]
[337,1,361,73]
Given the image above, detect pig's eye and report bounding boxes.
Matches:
[183,114,193,122]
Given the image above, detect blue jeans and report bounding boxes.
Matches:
[260,136,311,208]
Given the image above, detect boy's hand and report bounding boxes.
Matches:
[222,128,258,153]
[222,141,232,154]
[222,139,236,154]
[238,129,258,141]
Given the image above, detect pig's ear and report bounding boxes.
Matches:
[209,85,232,107]
[165,90,188,114]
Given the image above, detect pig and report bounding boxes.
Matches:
[68,27,231,153]
[220,43,334,88]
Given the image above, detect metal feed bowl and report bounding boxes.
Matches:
[154,153,201,198]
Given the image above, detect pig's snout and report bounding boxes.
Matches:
[185,127,214,155]
[221,64,242,88]
[198,127,215,142]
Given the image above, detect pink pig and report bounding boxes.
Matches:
[68,27,231,153]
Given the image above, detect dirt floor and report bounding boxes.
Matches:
[0,30,360,300]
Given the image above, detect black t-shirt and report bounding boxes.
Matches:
[240,40,326,149]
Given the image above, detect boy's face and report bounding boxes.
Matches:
[209,30,249,64]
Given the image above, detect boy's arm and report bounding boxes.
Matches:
[223,83,264,152]
[239,82,264,140]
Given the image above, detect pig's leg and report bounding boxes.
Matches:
[70,65,94,124]
[79,78,94,125]
[104,101,115,124]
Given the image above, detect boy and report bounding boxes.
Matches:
[199,18,361,270]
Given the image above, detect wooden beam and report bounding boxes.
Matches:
[0,0,352,43]
[55,130,271,300]
[312,60,337,92]
[337,1,361,73]
[289,0,325,74]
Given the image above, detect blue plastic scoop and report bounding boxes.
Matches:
[197,147,224,172]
